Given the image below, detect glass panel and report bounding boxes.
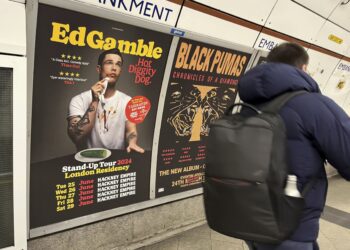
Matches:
[0,67,14,248]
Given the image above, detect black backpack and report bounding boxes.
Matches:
[203,91,313,244]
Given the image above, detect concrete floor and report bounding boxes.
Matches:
[138,176,350,250]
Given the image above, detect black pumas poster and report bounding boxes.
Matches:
[156,38,251,197]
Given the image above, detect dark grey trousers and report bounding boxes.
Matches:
[246,240,319,250]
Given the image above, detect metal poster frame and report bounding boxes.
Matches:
[0,54,27,250]
[251,49,269,68]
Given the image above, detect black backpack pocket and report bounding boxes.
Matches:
[203,177,283,244]
[276,195,305,238]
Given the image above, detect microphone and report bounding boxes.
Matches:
[99,77,110,106]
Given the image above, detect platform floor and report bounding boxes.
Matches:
[139,175,350,250]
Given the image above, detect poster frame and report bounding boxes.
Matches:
[151,35,257,198]
[27,0,257,238]
[0,54,27,250]
[251,49,269,68]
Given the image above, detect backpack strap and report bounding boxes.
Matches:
[259,90,308,113]
[260,90,316,193]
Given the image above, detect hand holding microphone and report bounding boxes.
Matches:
[99,77,110,106]
[91,77,110,104]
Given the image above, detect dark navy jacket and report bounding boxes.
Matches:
[238,63,350,242]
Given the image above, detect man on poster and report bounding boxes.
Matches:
[67,49,144,153]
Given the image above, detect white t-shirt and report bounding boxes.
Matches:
[68,90,131,149]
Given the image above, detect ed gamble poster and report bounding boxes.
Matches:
[30,4,172,228]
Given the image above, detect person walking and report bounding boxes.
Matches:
[238,42,350,250]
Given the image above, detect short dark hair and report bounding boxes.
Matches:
[97,49,123,66]
[266,42,309,69]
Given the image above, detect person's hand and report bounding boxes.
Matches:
[91,80,106,101]
[127,143,145,153]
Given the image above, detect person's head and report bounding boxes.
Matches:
[96,49,124,86]
[267,42,309,72]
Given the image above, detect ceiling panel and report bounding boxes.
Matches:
[177,6,261,47]
[194,0,277,25]
[265,0,325,43]
[293,0,341,18]
[314,21,350,55]
[0,1,26,55]
[328,1,350,32]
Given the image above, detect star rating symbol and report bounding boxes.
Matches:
[65,72,69,76]
[72,55,76,60]
[67,55,71,59]
[59,72,64,76]
[78,56,82,60]
[76,73,80,77]
[61,54,66,58]
[70,73,75,77]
